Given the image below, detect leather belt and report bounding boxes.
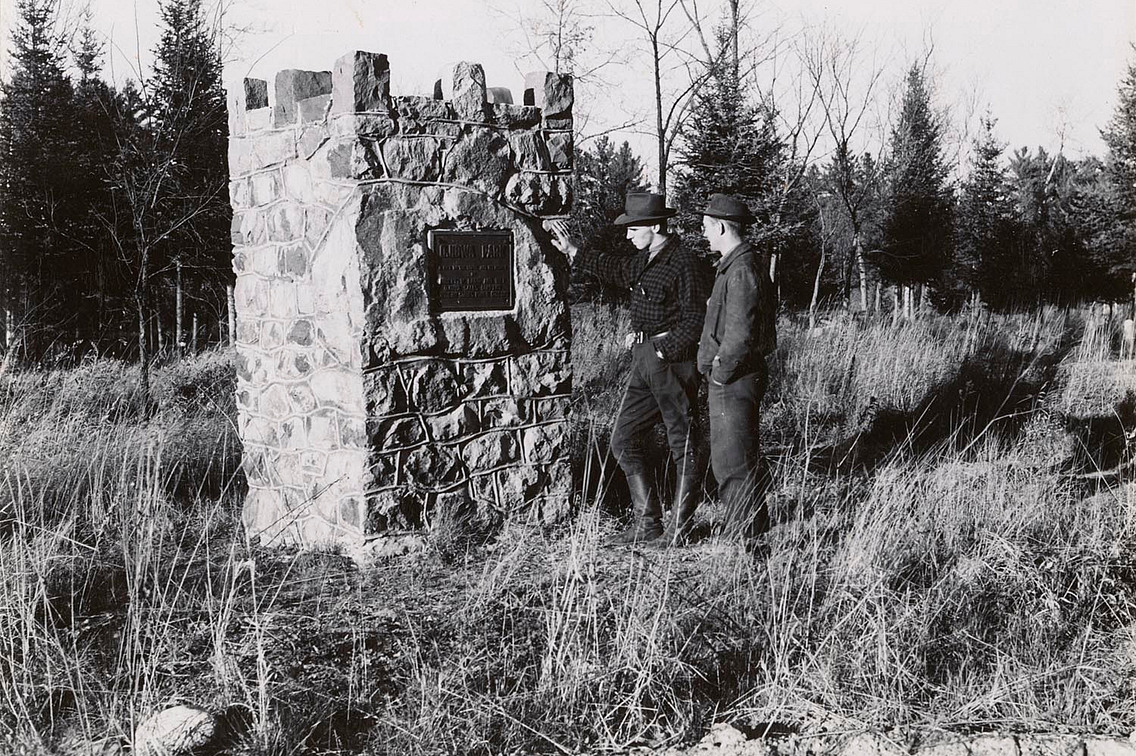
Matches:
[630,330,670,344]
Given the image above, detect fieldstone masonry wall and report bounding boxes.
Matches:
[227,51,574,547]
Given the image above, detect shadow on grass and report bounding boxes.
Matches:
[809,327,1081,473]
[1064,390,1135,477]
[569,319,1136,541]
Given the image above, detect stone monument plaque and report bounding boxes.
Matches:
[228,52,574,549]
[428,230,514,312]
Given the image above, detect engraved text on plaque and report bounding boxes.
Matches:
[428,230,515,311]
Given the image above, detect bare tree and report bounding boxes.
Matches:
[809,190,838,331]
[603,0,793,195]
[604,0,718,194]
[494,0,636,142]
[98,118,225,403]
[609,0,688,193]
[93,0,230,404]
[801,25,887,310]
[747,24,827,289]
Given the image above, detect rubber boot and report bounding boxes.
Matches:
[662,473,699,546]
[607,473,663,545]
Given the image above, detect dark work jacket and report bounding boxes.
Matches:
[697,242,777,383]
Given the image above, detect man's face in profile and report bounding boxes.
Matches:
[625,225,655,250]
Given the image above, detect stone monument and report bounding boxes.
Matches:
[227,51,574,547]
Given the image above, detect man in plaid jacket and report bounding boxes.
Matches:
[549,192,710,545]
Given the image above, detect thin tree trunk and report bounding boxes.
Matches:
[652,33,666,194]
[874,282,881,313]
[855,238,868,312]
[891,286,900,326]
[227,284,236,346]
[840,244,851,304]
[175,259,184,351]
[137,295,151,407]
[729,0,739,81]
[809,241,827,333]
[2,307,14,366]
[191,311,199,353]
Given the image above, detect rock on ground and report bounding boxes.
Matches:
[132,705,219,756]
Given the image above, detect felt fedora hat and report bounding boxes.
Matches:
[613,192,678,226]
[701,193,757,224]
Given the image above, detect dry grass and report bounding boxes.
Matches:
[0,309,1134,755]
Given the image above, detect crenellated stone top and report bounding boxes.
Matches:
[230,51,572,134]
[229,51,574,219]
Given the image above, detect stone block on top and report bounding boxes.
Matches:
[274,69,332,126]
[245,78,269,110]
[523,71,573,120]
[452,61,488,121]
[486,87,513,105]
[332,51,391,115]
[229,78,268,136]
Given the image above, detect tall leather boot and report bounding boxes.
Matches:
[607,473,663,545]
[662,473,699,546]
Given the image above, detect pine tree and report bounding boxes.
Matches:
[671,25,783,257]
[1007,146,1063,302]
[1100,51,1136,304]
[570,136,649,301]
[954,114,1015,307]
[69,10,130,346]
[820,146,885,306]
[0,0,77,356]
[100,0,230,398]
[872,65,953,293]
[148,0,231,349]
[1057,157,1123,302]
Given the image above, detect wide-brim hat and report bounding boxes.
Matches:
[701,193,756,224]
[614,192,678,226]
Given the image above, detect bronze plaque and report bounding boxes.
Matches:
[428,230,515,312]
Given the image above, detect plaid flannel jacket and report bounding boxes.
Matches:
[580,235,711,361]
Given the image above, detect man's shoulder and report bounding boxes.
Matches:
[725,247,762,279]
[663,238,705,267]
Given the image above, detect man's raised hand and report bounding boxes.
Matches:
[545,220,579,260]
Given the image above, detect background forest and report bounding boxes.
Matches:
[2,0,1135,374]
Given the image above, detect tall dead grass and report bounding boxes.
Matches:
[0,352,257,753]
[1,308,1134,755]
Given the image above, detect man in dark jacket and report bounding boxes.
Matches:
[548,192,709,545]
[695,194,777,542]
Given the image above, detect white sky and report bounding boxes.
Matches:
[2,0,1133,175]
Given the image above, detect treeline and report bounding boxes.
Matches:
[0,0,229,368]
[569,28,1136,316]
[3,0,1135,373]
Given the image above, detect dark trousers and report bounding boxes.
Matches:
[610,343,701,480]
[708,367,768,533]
